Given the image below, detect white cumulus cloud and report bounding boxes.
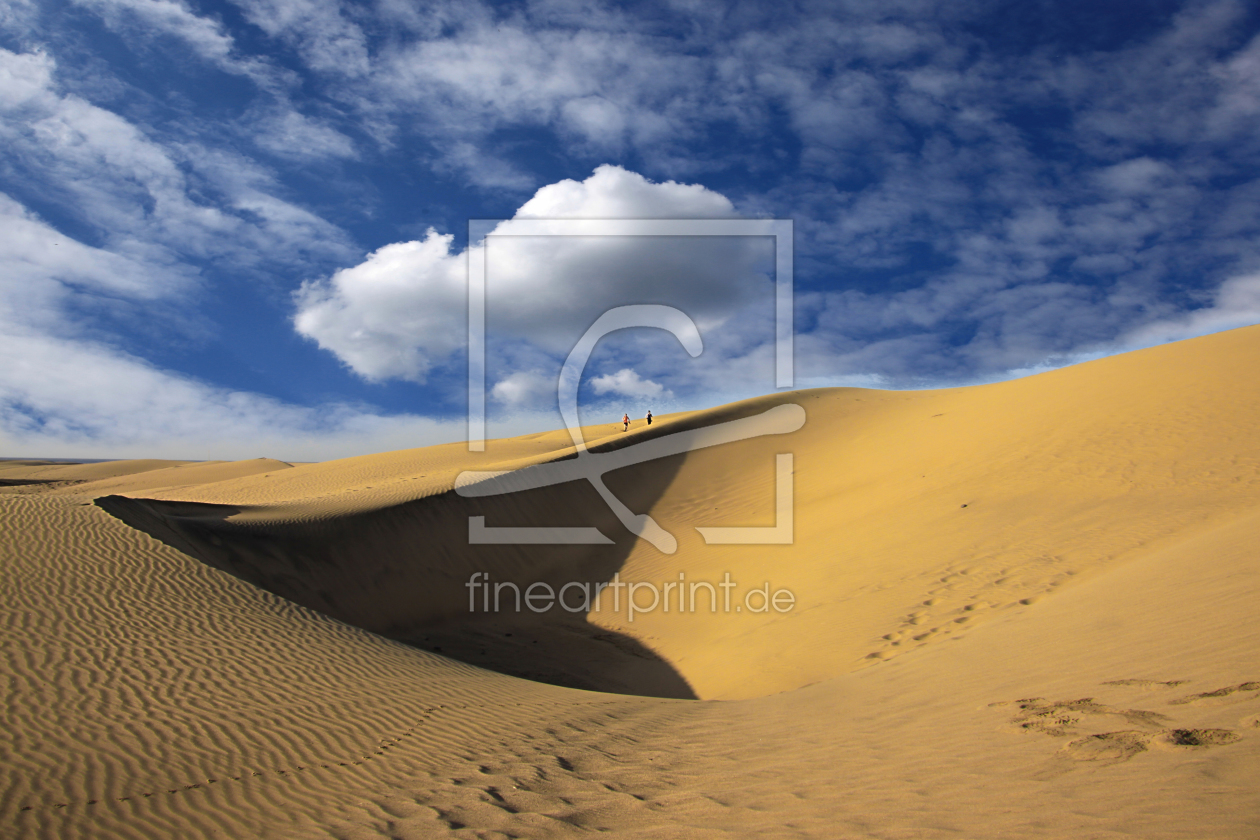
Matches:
[490,370,555,407]
[293,164,772,383]
[590,368,667,399]
[293,231,468,383]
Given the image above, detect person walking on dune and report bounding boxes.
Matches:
[622,413,630,432]
[646,410,653,426]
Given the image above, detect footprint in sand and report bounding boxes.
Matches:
[1102,679,1188,690]
[1061,728,1241,763]
[994,697,1168,738]
[1168,681,1260,706]
[995,689,1246,765]
[1061,731,1151,762]
[1156,728,1242,747]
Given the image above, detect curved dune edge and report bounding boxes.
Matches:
[1,325,1258,838]
[91,324,1260,700]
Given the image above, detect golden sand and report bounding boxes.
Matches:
[2,325,1258,838]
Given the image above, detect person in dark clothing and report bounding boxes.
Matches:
[646,410,653,426]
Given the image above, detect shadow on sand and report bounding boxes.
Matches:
[96,448,697,699]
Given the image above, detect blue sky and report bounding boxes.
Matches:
[2,0,1259,460]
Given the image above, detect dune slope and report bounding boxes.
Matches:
[2,325,1258,839]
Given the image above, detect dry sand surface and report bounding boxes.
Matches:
[2,325,1259,838]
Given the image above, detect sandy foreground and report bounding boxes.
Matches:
[2,326,1259,839]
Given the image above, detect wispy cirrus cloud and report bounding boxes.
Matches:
[71,0,236,66]
[0,191,453,461]
[225,0,369,76]
[0,47,353,270]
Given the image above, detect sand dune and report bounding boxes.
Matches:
[0,458,194,488]
[3,326,1258,838]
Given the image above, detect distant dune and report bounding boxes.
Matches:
[3,326,1258,838]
